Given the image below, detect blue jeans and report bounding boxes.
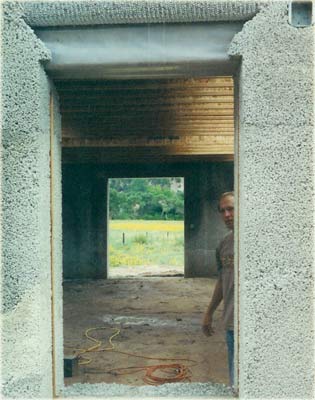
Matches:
[226,330,234,387]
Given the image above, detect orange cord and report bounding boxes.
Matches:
[107,362,193,385]
[66,326,198,385]
[103,349,197,385]
[145,363,192,385]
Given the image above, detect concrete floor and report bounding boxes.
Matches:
[63,277,229,387]
[108,264,184,278]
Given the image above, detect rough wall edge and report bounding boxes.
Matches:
[1,1,54,397]
[227,1,315,398]
[48,78,64,395]
[1,2,51,65]
[20,0,267,27]
[228,0,288,58]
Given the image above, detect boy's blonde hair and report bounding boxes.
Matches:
[218,191,234,211]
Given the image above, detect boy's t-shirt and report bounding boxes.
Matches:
[216,231,234,331]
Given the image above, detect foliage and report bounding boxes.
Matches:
[109,220,184,268]
[109,245,147,267]
[132,234,148,245]
[109,178,184,220]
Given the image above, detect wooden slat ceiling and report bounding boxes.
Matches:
[56,77,234,163]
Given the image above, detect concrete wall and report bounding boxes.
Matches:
[62,165,108,279]
[62,162,233,279]
[22,0,263,26]
[1,2,63,397]
[185,163,234,277]
[229,3,315,398]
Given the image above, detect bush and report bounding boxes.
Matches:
[132,234,148,245]
[109,178,184,220]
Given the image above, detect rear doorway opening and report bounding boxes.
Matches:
[108,177,185,279]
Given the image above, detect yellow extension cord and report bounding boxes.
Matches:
[65,326,197,384]
[65,326,121,365]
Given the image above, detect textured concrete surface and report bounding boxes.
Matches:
[1,1,54,398]
[1,2,64,397]
[229,2,315,398]
[23,0,264,27]
[62,382,233,397]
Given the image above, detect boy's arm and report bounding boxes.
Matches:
[202,277,223,336]
[202,248,223,336]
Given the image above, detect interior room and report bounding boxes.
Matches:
[59,76,234,387]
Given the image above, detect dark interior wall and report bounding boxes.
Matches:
[185,163,234,277]
[62,161,233,279]
[62,165,108,279]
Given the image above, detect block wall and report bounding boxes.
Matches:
[229,3,315,398]
[1,2,63,397]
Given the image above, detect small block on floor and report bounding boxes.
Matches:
[64,355,79,377]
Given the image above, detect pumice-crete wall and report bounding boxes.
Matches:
[2,1,63,398]
[229,2,315,398]
[1,1,314,399]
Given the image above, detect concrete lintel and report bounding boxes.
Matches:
[23,1,264,27]
[35,23,243,79]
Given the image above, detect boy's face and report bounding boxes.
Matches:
[219,195,234,231]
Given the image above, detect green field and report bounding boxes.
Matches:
[109,220,184,268]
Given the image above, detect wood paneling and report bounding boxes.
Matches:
[56,77,234,163]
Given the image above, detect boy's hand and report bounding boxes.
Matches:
[202,315,214,336]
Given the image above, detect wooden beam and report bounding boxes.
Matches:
[55,77,234,91]
[62,115,235,123]
[62,135,234,147]
[60,96,233,106]
[58,76,235,160]
[59,88,234,98]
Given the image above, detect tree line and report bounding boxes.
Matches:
[109,178,184,220]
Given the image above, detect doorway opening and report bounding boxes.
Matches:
[108,177,185,279]
[60,76,235,393]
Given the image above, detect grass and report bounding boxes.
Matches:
[109,220,184,268]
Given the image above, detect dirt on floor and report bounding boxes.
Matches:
[63,277,229,387]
